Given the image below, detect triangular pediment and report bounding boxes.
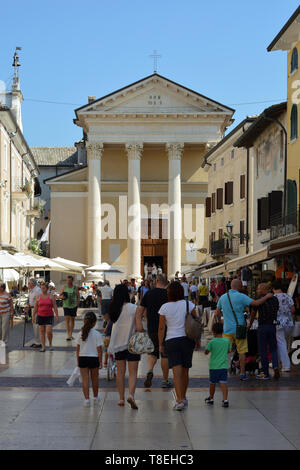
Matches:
[75,74,233,117]
[45,166,87,184]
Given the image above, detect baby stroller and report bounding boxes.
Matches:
[230,329,260,376]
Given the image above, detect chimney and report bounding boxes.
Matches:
[88,96,96,103]
[75,140,87,165]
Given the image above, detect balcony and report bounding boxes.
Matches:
[210,238,239,258]
[270,209,300,241]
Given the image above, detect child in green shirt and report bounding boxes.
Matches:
[205,322,231,407]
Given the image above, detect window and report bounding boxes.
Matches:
[231,150,234,160]
[291,47,298,73]
[205,197,211,217]
[291,104,298,141]
[216,188,223,210]
[218,228,223,240]
[240,174,246,199]
[225,181,233,205]
[257,197,269,230]
[221,157,224,167]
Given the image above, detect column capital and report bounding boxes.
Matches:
[166,143,184,160]
[125,143,143,160]
[86,142,104,160]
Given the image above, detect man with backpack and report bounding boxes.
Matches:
[215,279,273,381]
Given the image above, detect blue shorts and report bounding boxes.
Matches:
[209,369,228,384]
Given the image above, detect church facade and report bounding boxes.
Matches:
[46,74,234,280]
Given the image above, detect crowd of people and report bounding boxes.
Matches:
[0,270,297,411]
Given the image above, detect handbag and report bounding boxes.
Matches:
[128,331,154,355]
[185,300,203,342]
[227,292,247,340]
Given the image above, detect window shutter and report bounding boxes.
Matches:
[216,188,223,209]
[260,197,269,230]
[205,197,211,217]
[268,191,283,223]
[240,220,245,244]
[212,193,216,213]
[257,199,262,231]
[225,182,233,204]
[240,175,246,199]
[218,228,223,240]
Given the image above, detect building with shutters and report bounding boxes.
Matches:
[201,118,256,272]
[199,103,286,280]
[267,6,300,263]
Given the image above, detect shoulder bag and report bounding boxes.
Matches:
[227,292,247,340]
[185,300,203,342]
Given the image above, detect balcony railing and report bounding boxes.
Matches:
[210,238,239,257]
[270,208,300,240]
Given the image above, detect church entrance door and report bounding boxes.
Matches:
[141,218,168,277]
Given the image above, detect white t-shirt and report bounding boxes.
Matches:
[100,285,113,300]
[159,300,195,341]
[181,282,189,297]
[76,328,103,357]
[190,285,198,293]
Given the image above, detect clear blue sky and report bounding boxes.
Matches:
[1,0,299,147]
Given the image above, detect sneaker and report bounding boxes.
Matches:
[83,399,90,407]
[274,368,280,380]
[93,396,101,404]
[144,371,154,388]
[240,374,249,381]
[204,397,214,405]
[161,380,172,388]
[256,372,270,380]
[182,398,188,407]
[173,401,185,411]
[222,400,229,408]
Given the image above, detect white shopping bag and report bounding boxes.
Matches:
[0,341,6,365]
[66,366,80,387]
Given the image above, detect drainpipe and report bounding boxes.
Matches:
[246,148,249,254]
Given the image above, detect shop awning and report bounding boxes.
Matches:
[225,247,269,273]
[200,247,270,277]
[268,233,300,256]
[201,263,226,277]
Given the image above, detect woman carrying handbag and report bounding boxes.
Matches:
[108,284,140,409]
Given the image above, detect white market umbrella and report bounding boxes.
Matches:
[13,253,45,269]
[3,269,20,283]
[0,251,24,269]
[51,257,86,274]
[85,262,123,281]
[30,254,72,273]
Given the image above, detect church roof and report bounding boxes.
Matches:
[30,147,78,166]
[74,73,235,117]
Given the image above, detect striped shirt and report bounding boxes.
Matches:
[0,292,12,315]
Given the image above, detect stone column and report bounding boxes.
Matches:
[166,143,184,278]
[86,142,104,266]
[126,143,143,280]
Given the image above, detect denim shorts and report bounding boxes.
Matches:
[209,369,228,384]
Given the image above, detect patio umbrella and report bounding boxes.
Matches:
[30,254,72,273]
[13,253,45,269]
[85,262,123,281]
[51,257,86,274]
[2,269,19,283]
[0,251,25,269]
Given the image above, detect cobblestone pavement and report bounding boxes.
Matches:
[0,308,299,450]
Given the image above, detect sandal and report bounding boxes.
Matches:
[118,400,125,407]
[127,396,138,410]
[39,348,46,353]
